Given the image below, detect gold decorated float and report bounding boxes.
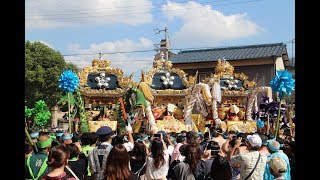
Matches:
[202,59,261,133]
[137,52,196,132]
[78,56,134,132]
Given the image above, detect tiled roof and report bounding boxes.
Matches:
[169,43,287,64]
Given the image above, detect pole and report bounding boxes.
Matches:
[266,113,270,135]
[165,27,169,61]
[68,92,72,133]
[274,100,282,138]
[119,97,127,121]
[25,127,37,152]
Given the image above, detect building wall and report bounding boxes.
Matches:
[234,64,274,87]
[275,57,285,70]
[179,64,274,87]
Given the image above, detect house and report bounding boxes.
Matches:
[169,43,291,88]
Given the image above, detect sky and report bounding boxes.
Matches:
[25,0,294,80]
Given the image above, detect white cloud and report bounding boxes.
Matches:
[25,0,153,30]
[39,41,55,49]
[65,38,155,77]
[163,1,262,47]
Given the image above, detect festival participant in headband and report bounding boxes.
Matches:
[30,130,40,144]
[25,134,53,180]
[264,140,291,180]
[81,132,98,179]
[62,132,73,146]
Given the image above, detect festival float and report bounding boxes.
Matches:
[77,55,134,132]
[126,52,195,133]
[189,59,273,133]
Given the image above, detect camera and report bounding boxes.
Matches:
[205,124,212,128]
[154,133,161,138]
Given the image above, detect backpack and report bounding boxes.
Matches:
[88,145,112,180]
[167,160,180,180]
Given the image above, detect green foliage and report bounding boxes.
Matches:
[115,102,126,135]
[34,111,51,127]
[74,90,88,132]
[25,105,33,118]
[25,41,78,108]
[26,100,51,129]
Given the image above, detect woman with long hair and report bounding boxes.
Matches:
[129,140,149,179]
[211,155,232,180]
[173,144,197,180]
[104,144,139,180]
[145,134,170,180]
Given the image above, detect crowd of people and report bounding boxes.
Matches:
[25,123,295,180]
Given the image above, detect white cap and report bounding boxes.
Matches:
[247,134,262,147]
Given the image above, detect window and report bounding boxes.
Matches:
[198,73,207,83]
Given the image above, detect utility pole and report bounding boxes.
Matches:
[154,27,170,60]
[99,51,104,60]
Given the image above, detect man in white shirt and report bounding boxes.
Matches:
[229,134,267,180]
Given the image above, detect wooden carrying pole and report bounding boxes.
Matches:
[119,97,127,121]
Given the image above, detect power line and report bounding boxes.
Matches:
[26,0,264,20]
[62,39,293,57]
[63,49,155,56]
[26,0,236,15]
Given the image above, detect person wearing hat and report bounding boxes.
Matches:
[211,128,226,152]
[30,131,39,144]
[55,130,64,143]
[264,140,291,180]
[229,133,268,180]
[25,134,53,180]
[88,126,114,180]
[62,132,73,146]
[268,155,287,180]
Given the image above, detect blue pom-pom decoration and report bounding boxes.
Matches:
[270,70,295,99]
[58,70,79,92]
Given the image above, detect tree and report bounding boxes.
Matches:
[25,41,78,108]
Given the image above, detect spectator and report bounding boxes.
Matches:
[211,128,226,149]
[62,132,73,146]
[259,133,270,156]
[229,134,267,180]
[268,155,287,180]
[264,140,291,180]
[129,140,149,179]
[81,132,98,179]
[171,135,187,164]
[88,126,114,180]
[112,123,135,152]
[66,143,86,180]
[203,141,221,178]
[145,134,170,180]
[41,145,77,180]
[210,153,232,180]
[104,144,139,180]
